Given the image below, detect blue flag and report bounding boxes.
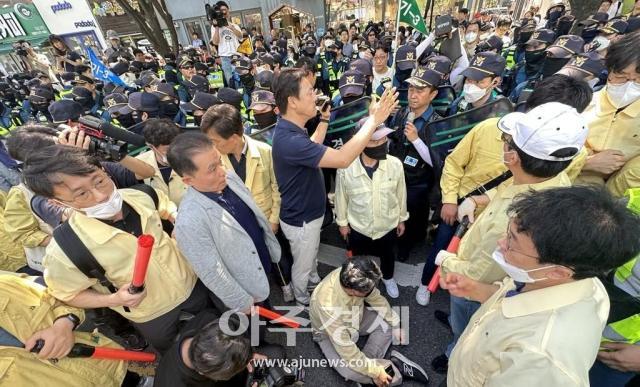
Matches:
[86,48,127,87]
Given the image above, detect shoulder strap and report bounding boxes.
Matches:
[53,222,119,294]
[128,184,159,209]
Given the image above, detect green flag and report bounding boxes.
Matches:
[398,0,429,35]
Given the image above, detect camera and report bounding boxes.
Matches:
[246,364,305,387]
[74,116,146,161]
[205,4,228,27]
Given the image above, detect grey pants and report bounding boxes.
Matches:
[314,308,402,385]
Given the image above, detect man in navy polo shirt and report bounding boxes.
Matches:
[272,68,399,306]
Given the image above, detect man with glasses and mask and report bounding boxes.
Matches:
[177,57,197,102]
[21,145,214,354]
[432,102,588,374]
[575,32,640,197]
[443,186,640,386]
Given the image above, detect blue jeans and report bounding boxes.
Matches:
[421,221,456,285]
[446,295,481,357]
[589,359,636,387]
[221,56,234,86]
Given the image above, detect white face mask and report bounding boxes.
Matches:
[463,83,489,103]
[502,150,515,164]
[358,51,367,59]
[607,81,640,109]
[502,36,512,46]
[465,32,478,43]
[492,249,556,283]
[80,182,123,220]
[151,146,168,165]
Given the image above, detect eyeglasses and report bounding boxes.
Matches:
[506,221,540,259]
[57,171,112,205]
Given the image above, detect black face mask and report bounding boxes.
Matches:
[581,26,598,44]
[193,115,203,127]
[365,81,372,96]
[114,113,135,128]
[541,57,570,78]
[363,142,387,160]
[395,68,412,83]
[160,101,179,119]
[325,51,335,62]
[524,49,546,76]
[548,10,562,24]
[304,47,316,57]
[254,110,277,129]
[240,73,255,90]
[342,95,362,105]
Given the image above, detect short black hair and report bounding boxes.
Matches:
[466,20,481,30]
[526,74,593,113]
[509,186,640,279]
[167,132,214,177]
[215,1,229,8]
[497,16,513,28]
[605,31,640,74]
[200,104,243,139]
[142,118,181,146]
[375,42,390,54]
[132,48,143,56]
[22,145,102,198]
[190,317,252,381]
[459,8,469,15]
[504,137,574,178]
[273,68,307,115]
[339,256,382,294]
[6,125,57,162]
[294,56,316,75]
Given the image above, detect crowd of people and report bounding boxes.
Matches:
[1,0,640,386]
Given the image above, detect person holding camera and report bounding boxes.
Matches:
[155,309,289,387]
[210,1,242,86]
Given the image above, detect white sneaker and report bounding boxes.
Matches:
[383,278,400,298]
[415,286,431,306]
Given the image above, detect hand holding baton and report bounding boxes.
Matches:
[31,339,156,362]
[427,216,470,293]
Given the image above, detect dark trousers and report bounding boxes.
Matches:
[398,183,430,259]
[349,228,397,279]
[133,280,215,353]
[421,221,457,285]
[273,227,294,286]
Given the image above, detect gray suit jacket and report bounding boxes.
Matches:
[175,172,281,311]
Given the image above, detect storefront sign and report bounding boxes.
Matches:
[0,4,49,45]
[51,1,73,14]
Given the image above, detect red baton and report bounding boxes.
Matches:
[427,217,470,293]
[129,235,154,294]
[256,306,301,328]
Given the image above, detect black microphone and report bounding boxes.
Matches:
[78,116,146,147]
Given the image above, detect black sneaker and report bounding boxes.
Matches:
[431,354,449,374]
[390,350,429,384]
[434,310,451,330]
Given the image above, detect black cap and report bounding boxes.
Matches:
[627,17,640,33]
[579,12,609,26]
[152,83,176,99]
[103,82,126,95]
[103,93,128,114]
[71,74,95,85]
[69,86,93,103]
[29,86,54,104]
[406,66,443,88]
[110,61,129,76]
[194,62,208,73]
[121,92,160,114]
[349,58,373,77]
[258,53,275,68]
[217,88,243,110]
[547,35,585,58]
[255,70,274,91]
[461,52,506,80]
[563,52,605,77]
[233,56,252,71]
[60,72,77,82]
[526,29,556,45]
[395,44,417,71]
[271,52,283,66]
[136,73,161,87]
[485,35,504,52]
[339,69,366,97]
[178,57,194,69]
[181,91,222,112]
[249,90,276,109]
[424,55,452,76]
[600,19,628,34]
[185,75,209,93]
[49,99,83,123]
[26,78,41,90]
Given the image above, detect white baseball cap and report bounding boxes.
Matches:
[357,117,394,140]
[497,102,587,161]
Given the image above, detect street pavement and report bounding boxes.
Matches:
[264,223,451,387]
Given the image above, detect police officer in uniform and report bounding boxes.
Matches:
[179,91,222,128]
